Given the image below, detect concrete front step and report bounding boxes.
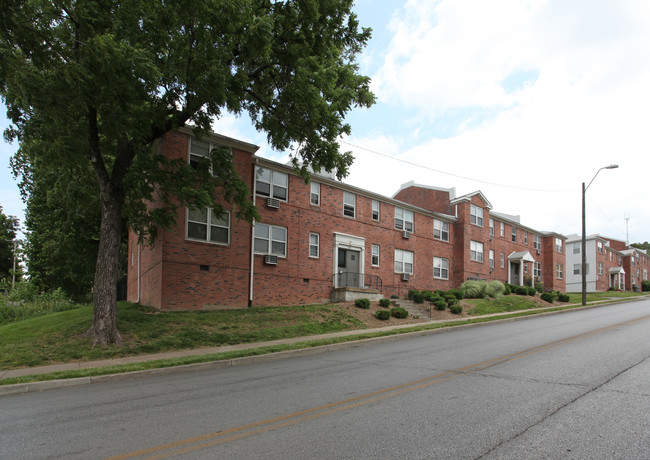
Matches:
[391,299,430,319]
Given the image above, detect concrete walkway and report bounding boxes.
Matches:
[0,298,640,396]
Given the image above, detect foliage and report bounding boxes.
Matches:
[433,300,447,311]
[515,286,528,295]
[0,284,82,325]
[449,305,463,314]
[642,280,650,292]
[503,284,511,295]
[557,293,570,302]
[460,280,488,299]
[375,309,391,320]
[354,298,370,309]
[486,280,505,298]
[535,281,544,293]
[0,1,374,345]
[0,206,20,287]
[527,286,537,296]
[390,307,409,319]
[540,292,557,303]
[447,288,464,300]
[409,290,425,304]
[379,298,391,308]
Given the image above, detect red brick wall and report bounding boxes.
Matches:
[393,186,453,215]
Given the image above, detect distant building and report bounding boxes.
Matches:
[564,234,649,292]
[127,128,568,310]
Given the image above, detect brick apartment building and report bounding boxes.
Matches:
[127,128,568,310]
[564,234,649,292]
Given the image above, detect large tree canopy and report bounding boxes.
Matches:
[0,0,374,345]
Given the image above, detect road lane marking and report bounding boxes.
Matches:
[106,313,650,459]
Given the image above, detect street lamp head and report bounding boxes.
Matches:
[604,164,619,169]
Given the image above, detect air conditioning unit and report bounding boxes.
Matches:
[266,197,280,209]
[402,230,411,239]
[401,272,410,281]
[264,254,278,265]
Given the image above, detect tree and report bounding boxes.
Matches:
[0,205,19,289]
[631,241,650,252]
[0,0,375,345]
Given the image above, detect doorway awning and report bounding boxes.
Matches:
[609,266,625,274]
[508,250,535,262]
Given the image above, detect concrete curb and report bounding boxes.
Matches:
[1,297,646,396]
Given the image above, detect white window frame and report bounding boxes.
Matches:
[573,243,581,254]
[500,222,505,237]
[433,219,449,242]
[533,235,541,251]
[500,252,505,269]
[555,238,563,253]
[573,264,581,275]
[309,232,319,258]
[310,182,321,206]
[534,262,542,280]
[372,200,380,221]
[524,231,528,245]
[597,241,603,254]
[489,250,495,269]
[256,167,288,201]
[189,138,231,176]
[186,207,230,245]
[254,223,287,257]
[371,244,380,266]
[343,191,356,218]
[470,204,484,227]
[470,240,484,263]
[556,264,563,279]
[512,226,517,243]
[598,262,603,275]
[433,257,449,280]
[394,249,414,274]
[395,207,414,232]
[489,218,494,237]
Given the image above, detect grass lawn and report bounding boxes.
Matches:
[0,302,365,370]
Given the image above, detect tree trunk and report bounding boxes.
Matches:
[85,192,124,346]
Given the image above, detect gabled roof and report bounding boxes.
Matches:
[450,190,493,210]
[508,250,536,262]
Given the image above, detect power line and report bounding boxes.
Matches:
[340,139,578,193]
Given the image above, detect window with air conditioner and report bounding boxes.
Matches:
[255,167,288,201]
[395,207,414,232]
[254,223,287,257]
[394,249,414,275]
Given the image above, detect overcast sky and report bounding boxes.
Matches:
[2,0,649,244]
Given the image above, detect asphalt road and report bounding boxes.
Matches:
[2,300,649,459]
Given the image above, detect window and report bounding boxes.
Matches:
[433,257,449,279]
[609,251,612,261]
[372,200,380,221]
[489,250,495,269]
[470,240,484,263]
[189,139,230,175]
[470,204,483,226]
[343,192,356,218]
[598,262,603,275]
[555,238,563,253]
[187,208,230,244]
[533,235,541,251]
[524,263,528,274]
[573,264,581,275]
[500,252,505,269]
[500,222,505,237]
[433,219,449,242]
[556,264,563,279]
[644,269,648,280]
[310,182,320,206]
[524,231,528,245]
[394,249,414,274]
[534,262,542,280]
[597,241,603,254]
[395,207,414,232]
[309,233,319,258]
[371,244,380,266]
[256,167,288,200]
[511,226,517,242]
[489,218,494,237]
[573,243,581,254]
[254,223,287,257]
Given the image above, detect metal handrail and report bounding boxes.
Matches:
[334,272,382,292]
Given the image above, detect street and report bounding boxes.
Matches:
[2,300,649,459]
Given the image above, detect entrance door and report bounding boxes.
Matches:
[510,262,520,285]
[338,248,361,287]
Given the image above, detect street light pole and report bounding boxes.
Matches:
[582,164,618,306]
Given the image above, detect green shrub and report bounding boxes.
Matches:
[375,309,391,320]
[354,298,370,309]
[486,280,505,298]
[515,286,528,295]
[443,294,457,306]
[557,293,570,302]
[407,289,419,301]
[421,290,435,302]
[430,295,444,304]
[411,291,425,304]
[447,288,464,300]
[449,305,463,314]
[433,300,447,311]
[390,307,409,319]
[535,281,544,293]
[379,298,391,308]
[461,280,488,299]
[503,284,511,295]
[390,294,399,299]
[642,280,650,292]
[525,286,535,296]
[540,292,557,303]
